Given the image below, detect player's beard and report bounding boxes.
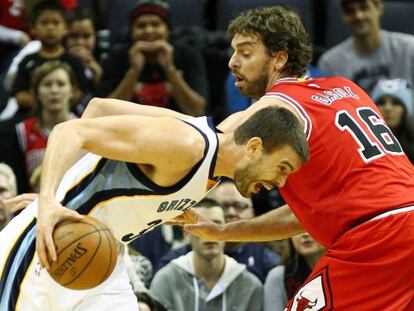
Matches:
[234,163,258,198]
[239,59,270,99]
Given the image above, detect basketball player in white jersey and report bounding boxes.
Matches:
[0,98,308,310]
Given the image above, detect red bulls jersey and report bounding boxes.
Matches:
[265,77,414,247]
[15,117,48,178]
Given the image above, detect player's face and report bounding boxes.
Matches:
[291,233,324,257]
[376,95,405,130]
[130,14,169,42]
[33,11,68,47]
[341,0,382,37]
[189,207,226,260]
[228,34,272,99]
[208,182,254,223]
[66,18,96,52]
[234,144,303,198]
[38,68,73,113]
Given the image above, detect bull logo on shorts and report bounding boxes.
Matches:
[288,266,333,311]
[296,292,318,311]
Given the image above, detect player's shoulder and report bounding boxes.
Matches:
[156,117,207,166]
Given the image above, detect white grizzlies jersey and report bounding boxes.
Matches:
[0,116,220,311]
[54,116,220,243]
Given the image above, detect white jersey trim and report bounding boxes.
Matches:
[370,205,414,221]
[264,92,313,141]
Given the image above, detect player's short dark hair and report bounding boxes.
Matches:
[30,0,66,25]
[193,198,222,209]
[228,6,312,77]
[234,106,309,162]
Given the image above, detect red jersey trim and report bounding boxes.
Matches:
[264,92,312,140]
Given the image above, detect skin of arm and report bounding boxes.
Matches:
[81,97,191,120]
[37,115,204,269]
[218,96,304,132]
[181,204,304,242]
[176,95,307,242]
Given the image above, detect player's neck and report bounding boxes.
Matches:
[267,71,296,91]
[214,133,244,179]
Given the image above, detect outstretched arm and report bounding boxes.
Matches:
[82,97,191,120]
[37,115,203,269]
[173,204,304,242]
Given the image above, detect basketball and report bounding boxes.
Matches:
[48,216,118,290]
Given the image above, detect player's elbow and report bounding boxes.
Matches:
[51,119,86,146]
[81,97,105,119]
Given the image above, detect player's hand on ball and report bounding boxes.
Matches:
[36,198,83,270]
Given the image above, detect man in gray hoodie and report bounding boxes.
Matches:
[149,198,263,311]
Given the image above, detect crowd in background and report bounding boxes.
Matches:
[1,0,413,310]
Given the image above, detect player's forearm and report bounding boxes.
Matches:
[82,97,190,120]
[219,204,304,242]
[166,66,206,116]
[39,121,84,202]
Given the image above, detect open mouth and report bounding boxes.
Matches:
[233,73,245,86]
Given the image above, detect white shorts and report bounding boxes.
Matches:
[0,201,138,311]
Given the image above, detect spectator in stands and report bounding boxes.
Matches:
[157,180,280,283]
[11,1,91,113]
[15,60,78,190]
[209,180,280,282]
[0,0,30,74]
[318,0,414,93]
[130,224,187,273]
[96,0,208,116]
[371,78,414,164]
[66,7,103,86]
[264,233,325,311]
[124,246,154,292]
[150,199,263,311]
[0,162,17,229]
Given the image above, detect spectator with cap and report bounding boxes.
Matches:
[96,0,208,116]
[318,0,414,93]
[371,78,414,164]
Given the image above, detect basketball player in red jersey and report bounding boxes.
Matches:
[172,6,414,310]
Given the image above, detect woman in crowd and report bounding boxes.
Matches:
[371,78,414,164]
[15,60,78,191]
[264,233,325,311]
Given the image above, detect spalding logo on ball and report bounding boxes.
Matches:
[48,216,118,290]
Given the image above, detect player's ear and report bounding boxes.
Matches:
[271,50,288,72]
[246,137,263,158]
